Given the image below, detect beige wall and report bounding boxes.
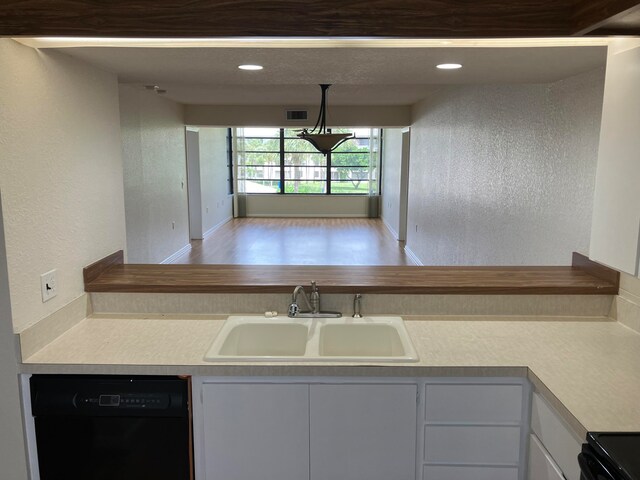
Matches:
[185,105,411,127]
[119,85,190,263]
[0,193,29,479]
[0,39,126,332]
[406,69,605,266]
[245,194,370,217]
[381,129,403,238]
[199,128,234,233]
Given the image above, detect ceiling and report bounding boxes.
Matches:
[53,45,607,106]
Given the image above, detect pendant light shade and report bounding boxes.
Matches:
[297,84,354,155]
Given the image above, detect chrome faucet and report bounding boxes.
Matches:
[288,281,341,318]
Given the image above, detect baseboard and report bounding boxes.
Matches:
[203,216,233,239]
[404,245,423,266]
[161,243,192,264]
[246,213,369,218]
[381,217,399,240]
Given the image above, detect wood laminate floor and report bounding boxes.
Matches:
[172,218,413,266]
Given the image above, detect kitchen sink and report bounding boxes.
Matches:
[204,316,418,362]
[205,321,309,360]
[319,324,405,357]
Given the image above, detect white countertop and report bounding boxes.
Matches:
[20,314,640,437]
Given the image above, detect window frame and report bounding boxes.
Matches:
[238,128,378,195]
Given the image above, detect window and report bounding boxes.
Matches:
[236,127,380,195]
[239,127,282,193]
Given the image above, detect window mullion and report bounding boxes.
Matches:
[327,149,332,195]
[279,128,285,194]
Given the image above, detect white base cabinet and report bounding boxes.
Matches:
[199,383,310,480]
[528,433,565,480]
[530,392,583,480]
[310,383,417,480]
[419,379,529,480]
[194,378,418,480]
[193,377,530,480]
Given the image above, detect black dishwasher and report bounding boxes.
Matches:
[30,375,192,480]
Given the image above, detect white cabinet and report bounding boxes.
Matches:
[194,377,530,480]
[530,392,583,480]
[194,379,418,480]
[590,41,640,276]
[420,379,528,480]
[528,433,565,480]
[198,382,310,480]
[309,383,417,480]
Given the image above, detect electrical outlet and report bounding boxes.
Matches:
[40,269,57,303]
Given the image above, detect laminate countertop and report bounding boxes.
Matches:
[20,314,640,438]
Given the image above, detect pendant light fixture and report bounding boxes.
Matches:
[297,84,354,155]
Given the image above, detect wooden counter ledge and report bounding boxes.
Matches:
[83,252,619,295]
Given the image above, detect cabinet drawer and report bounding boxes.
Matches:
[423,465,519,480]
[425,383,523,423]
[424,425,521,464]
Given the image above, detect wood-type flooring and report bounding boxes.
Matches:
[173,218,413,266]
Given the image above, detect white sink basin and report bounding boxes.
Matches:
[205,320,309,360]
[319,324,406,357]
[218,323,308,357]
[204,316,418,363]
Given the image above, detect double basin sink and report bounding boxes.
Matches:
[204,316,419,363]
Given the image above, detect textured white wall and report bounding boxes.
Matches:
[406,69,605,265]
[381,129,403,238]
[199,128,234,233]
[119,85,190,263]
[0,39,126,332]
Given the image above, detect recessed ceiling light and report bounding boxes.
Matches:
[437,63,463,70]
[238,64,263,71]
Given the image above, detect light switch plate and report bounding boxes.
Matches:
[40,269,57,302]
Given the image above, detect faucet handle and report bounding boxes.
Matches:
[352,293,363,318]
[288,303,299,317]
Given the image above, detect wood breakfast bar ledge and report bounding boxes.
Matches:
[83,252,619,295]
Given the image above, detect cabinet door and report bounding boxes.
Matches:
[590,43,640,276]
[309,383,417,480]
[528,433,565,480]
[530,393,582,480]
[201,383,309,480]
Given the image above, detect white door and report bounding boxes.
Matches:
[309,383,417,480]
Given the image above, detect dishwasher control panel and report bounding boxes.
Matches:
[30,375,188,418]
[78,393,171,409]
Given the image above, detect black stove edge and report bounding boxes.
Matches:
[586,432,640,480]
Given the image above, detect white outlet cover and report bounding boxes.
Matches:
[40,269,57,302]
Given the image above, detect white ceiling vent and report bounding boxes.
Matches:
[286,110,308,121]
